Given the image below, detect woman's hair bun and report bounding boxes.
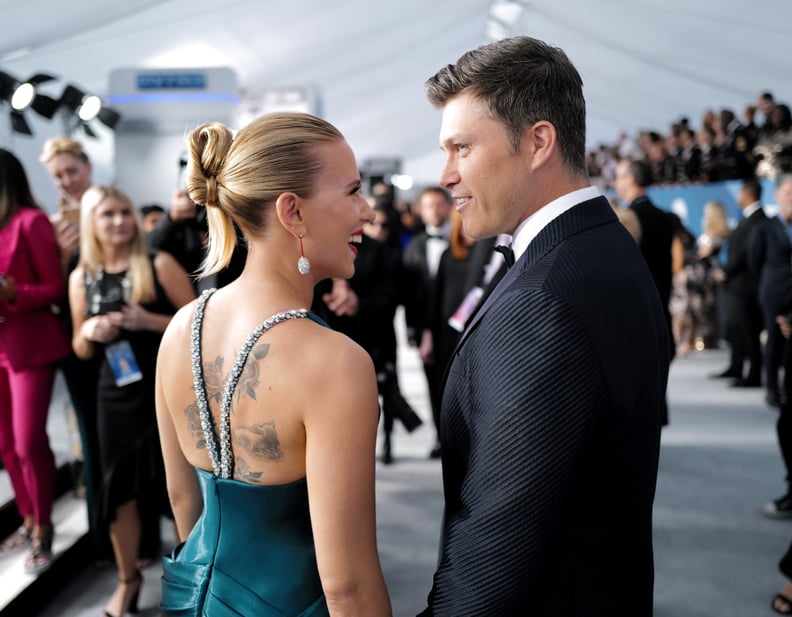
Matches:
[187,122,233,208]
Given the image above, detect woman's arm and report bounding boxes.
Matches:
[69,268,121,359]
[156,313,202,541]
[304,334,391,616]
[6,213,66,312]
[121,252,196,333]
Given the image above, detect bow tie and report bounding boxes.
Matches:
[425,233,446,240]
[494,244,515,268]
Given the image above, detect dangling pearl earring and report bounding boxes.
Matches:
[297,233,310,275]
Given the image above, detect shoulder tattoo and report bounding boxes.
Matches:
[236,343,270,403]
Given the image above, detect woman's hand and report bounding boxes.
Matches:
[120,303,151,331]
[52,218,80,272]
[82,314,121,343]
[0,274,17,303]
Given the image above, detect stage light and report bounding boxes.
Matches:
[59,84,121,135]
[78,95,101,121]
[0,70,58,134]
[11,82,34,110]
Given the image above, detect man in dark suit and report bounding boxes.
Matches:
[717,178,767,386]
[614,157,675,425]
[312,230,421,463]
[749,175,792,407]
[418,36,669,616]
[402,187,452,458]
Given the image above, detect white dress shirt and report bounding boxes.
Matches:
[511,186,601,262]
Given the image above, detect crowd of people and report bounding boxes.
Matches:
[0,34,789,616]
[587,90,792,191]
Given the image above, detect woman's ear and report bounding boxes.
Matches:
[274,192,305,235]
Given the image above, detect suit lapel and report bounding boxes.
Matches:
[453,196,616,351]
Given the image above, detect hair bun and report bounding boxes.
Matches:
[205,174,219,208]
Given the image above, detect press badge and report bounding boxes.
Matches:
[448,286,484,332]
[104,340,143,387]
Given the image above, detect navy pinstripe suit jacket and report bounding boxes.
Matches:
[421,196,669,616]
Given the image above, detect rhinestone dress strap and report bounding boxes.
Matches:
[190,288,310,479]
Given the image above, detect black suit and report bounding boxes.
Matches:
[427,238,506,382]
[312,235,397,370]
[403,230,449,441]
[630,194,674,424]
[749,216,792,399]
[421,196,668,616]
[722,206,767,382]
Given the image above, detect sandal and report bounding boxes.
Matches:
[24,527,54,574]
[773,592,792,614]
[0,525,32,553]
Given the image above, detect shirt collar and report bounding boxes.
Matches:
[743,201,762,218]
[511,186,601,261]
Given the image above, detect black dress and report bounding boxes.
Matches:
[84,259,174,531]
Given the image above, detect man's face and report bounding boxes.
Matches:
[418,191,451,229]
[613,160,633,201]
[437,93,526,239]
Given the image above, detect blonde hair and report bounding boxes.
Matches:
[185,112,344,276]
[39,136,90,165]
[703,201,729,239]
[78,185,156,304]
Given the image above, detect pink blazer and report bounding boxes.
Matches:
[0,206,71,370]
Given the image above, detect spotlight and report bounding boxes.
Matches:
[59,84,121,135]
[0,70,58,134]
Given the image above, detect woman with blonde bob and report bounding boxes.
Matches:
[156,112,391,616]
[68,186,194,617]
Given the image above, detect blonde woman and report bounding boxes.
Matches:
[40,136,111,566]
[68,186,194,617]
[695,201,730,349]
[156,113,391,616]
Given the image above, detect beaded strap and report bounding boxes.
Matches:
[190,289,309,479]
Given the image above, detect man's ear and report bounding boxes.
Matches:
[525,121,557,171]
[274,192,305,235]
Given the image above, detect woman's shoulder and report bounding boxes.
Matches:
[11,205,46,227]
[302,322,375,376]
[164,296,202,336]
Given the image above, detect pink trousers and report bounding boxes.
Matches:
[0,357,57,527]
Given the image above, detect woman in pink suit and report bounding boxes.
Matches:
[0,149,71,573]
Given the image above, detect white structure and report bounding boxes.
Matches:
[108,67,239,208]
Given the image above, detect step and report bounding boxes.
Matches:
[0,494,89,616]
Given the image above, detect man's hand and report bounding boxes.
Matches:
[419,329,434,364]
[322,278,359,317]
[777,315,792,339]
[169,190,198,223]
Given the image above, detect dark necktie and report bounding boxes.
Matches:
[494,244,515,268]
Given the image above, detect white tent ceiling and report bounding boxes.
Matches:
[1,0,790,197]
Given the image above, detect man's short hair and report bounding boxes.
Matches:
[743,177,762,201]
[425,36,588,180]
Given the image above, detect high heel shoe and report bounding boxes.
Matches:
[103,570,142,617]
[24,524,54,574]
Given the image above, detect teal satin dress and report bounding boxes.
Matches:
[161,290,329,617]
